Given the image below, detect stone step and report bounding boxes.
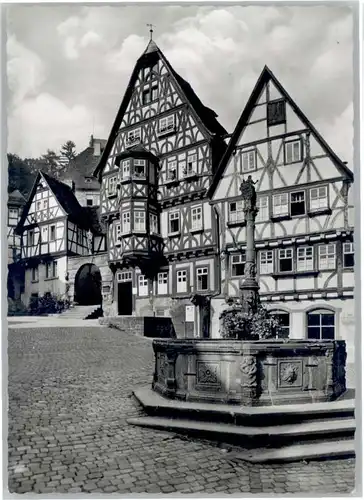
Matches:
[233,439,356,463]
[127,416,355,444]
[133,386,355,426]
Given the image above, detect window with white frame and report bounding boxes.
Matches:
[270,310,290,338]
[307,310,335,340]
[260,250,274,274]
[167,159,177,181]
[185,153,197,176]
[318,244,336,270]
[142,83,158,105]
[343,242,354,268]
[177,270,187,293]
[285,140,301,164]
[121,212,131,233]
[43,200,48,209]
[157,272,168,295]
[117,271,132,282]
[134,211,146,232]
[229,201,244,224]
[159,115,175,134]
[127,128,141,145]
[242,150,256,172]
[310,186,328,211]
[290,191,305,216]
[50,225,56,241]
[41,226,48,242]
[231,253,246,277]
[278,248,293,272]
[191,206,203,231]
[297,246,313,271]
[108,176,118,195]
[138,274,148,296]
[8,208,19,225]
[31,266,39,282]
[169,211,180,234]
[28,230,34,246]
[134,159,146,178]
[150,213,158,234]
[256,196,269,222]
[115,223,121,239]
[273,193,289,217]
[197,267,209,291]
[36,201,41,211]
[121,160,130,180]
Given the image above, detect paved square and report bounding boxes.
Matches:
[8,326,356,494]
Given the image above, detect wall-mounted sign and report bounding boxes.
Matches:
[185,305,194,322]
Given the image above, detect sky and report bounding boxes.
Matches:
[6,5,354,165]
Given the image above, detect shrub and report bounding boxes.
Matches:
[220,302,286,340]
[28,293,70,315]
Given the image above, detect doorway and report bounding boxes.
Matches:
[74,263,102,305]
[118,282,133,315]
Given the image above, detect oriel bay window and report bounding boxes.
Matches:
[197,267,209,291]
[318,244,336,270]
[297,246,313,272]
[229,200,244,224]
[231,253,246,277]
[309,186,328,211]
[138,275,149,296]
[176,270,187,293]
[284,139,302,164]
[157,272,168,295]
[307,309,335,340]
[169,210,180,234]
[133,159,146,178]
[150,213,158,234]
[278,248,293,273]
[134,211,146,232]
[191,206,203,231]
[121,212,131,234]
[108,176,118,196]
[121,160,130,180]
[259,250,274,274]
[343,242,354,268]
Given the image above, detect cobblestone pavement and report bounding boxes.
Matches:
[8,326,356,494]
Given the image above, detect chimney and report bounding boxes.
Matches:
[94,141,101,157]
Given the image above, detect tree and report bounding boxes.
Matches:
[7,154,36,197]
[60,140,76,162]
[41,149,60,177]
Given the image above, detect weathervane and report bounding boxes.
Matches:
[146,23,155,40]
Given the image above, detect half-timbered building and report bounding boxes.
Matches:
[93,38,227,335]
[208,66,355,361]
[15,171,107,308]
[8,189,26,302]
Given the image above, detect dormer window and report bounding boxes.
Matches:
[127,128,141,146]
[121,160,130,180]
[267,99,286,126]
[133,159,146,179]
[159,115,175,135]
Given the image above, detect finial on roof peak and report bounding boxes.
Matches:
[146,23,155,41]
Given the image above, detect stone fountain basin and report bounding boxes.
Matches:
[152,339,347,406]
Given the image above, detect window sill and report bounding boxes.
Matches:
[227,220,246,228]
[107,193,117,199]
[270,214,291,222]
[272,270,319,279]
[168,231,181,238]
[31,280,39,284]
[284,158,302,166]
[190,228,204,234]
[343,267,354,272]
[307,208,332,217]
[44,277,58,281]
[157,128,176,138]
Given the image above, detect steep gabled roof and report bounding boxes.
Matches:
[8,189,26,207]
[61,138,105,190]
[16,171,99,234]
[208,65,353,198]
[94,40,227,179]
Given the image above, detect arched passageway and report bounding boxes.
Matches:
[74,263,102,305]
